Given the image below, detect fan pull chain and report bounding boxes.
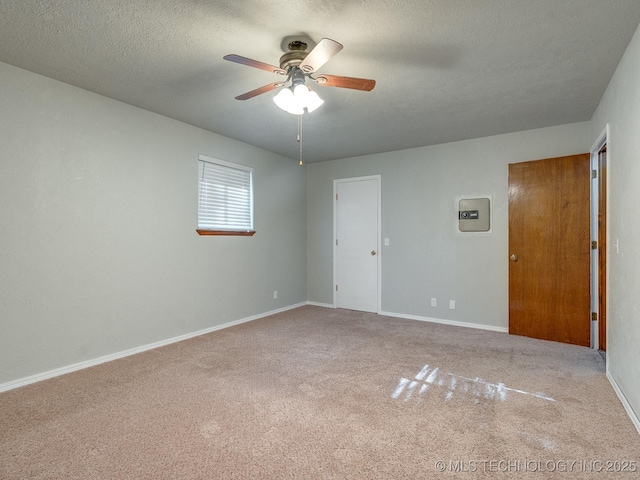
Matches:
[297,114,303,166]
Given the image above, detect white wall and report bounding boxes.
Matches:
[307,123,590,329]
[0,62,307,385]
[590,24,640,424]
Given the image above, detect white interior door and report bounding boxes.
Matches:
[334,176,380,313]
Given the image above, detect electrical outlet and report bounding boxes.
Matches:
[431,298,437,307]
[449,300,456,309]
[273,291,278,299]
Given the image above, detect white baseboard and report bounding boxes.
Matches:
[304,304,508,333]
[306,301,335,309]
[379,310,509,333]
[0,302,307,393]
[607,371,640,435]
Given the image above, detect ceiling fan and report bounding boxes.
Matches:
[223,38,376,114]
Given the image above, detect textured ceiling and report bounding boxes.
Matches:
[1,1,639,163]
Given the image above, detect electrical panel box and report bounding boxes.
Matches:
[459,197,490,232]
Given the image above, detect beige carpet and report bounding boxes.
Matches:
[1,306,638,479]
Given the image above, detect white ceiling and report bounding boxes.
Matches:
[1,1,639,163]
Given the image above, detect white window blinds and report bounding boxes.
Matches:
[197,155,254,232]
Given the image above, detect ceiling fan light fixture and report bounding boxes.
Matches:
[273,83,323,115]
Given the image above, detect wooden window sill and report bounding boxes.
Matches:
[196,229,256,236]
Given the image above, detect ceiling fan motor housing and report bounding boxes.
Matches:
[279,41,309,71]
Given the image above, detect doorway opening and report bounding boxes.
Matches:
[591,125,609,353]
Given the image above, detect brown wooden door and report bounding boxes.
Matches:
[509,154,591,346]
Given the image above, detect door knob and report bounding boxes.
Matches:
[371,250,377,256]
[510,254,518,262]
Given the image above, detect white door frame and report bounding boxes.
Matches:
[333,175,382,313]
[590,123,609,351]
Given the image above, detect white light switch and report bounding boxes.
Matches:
[384,238,390,246]
[449,300,456,309]
[431,298,437,307]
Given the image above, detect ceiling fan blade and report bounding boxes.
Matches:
[316,74,376,91]
[234,83,283,100]
[224,54,286,75]
[299,38,343,74]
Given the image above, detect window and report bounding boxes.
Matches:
[197,154,255,236]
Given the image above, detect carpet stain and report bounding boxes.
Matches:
[200,421,221,439]
[519,430,556,451]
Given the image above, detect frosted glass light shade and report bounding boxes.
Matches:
[293,84,310,103]
[273,88,300,114]
[305,90,324,113]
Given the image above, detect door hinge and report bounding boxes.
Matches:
[592,312,598,321]
[591,241,598,250]
[336,239,338,246]
[336,284,338,292]
[592,169,598,179]
[336,193,338,200]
